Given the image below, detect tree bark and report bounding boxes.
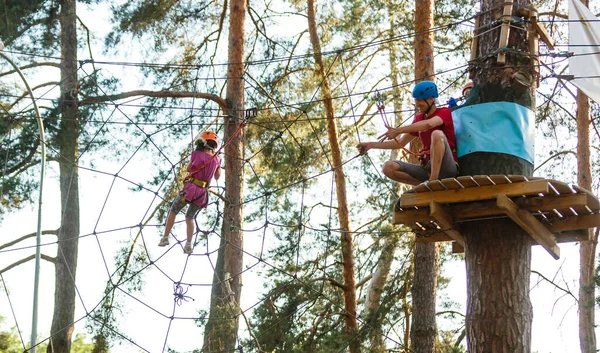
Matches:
[306,1,359,352]
[49,1,80,352]
[464,220,532,353]
[410,0,439,352]
[362,10,405,351]
[203,0,246,351]
[462,0,535,350]
[576,86,596,353]
[574,4,596,350]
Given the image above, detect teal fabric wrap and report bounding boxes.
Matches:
[452,102,535,164]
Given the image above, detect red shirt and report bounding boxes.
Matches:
[409,107,458,162]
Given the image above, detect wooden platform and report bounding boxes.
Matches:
[394,175,600,259]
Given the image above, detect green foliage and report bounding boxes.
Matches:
[0,317,95,353]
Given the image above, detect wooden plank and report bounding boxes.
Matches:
[412,183,431,193]
[555,229,591,243]
[395,194,588,225]
[497,2,514,64]
[515,194,586,211]
[415,232,451,242]
[470,14,480,62]
[394,199,403,212]
[548,180,575,195]
[440,178,464,190]
[472,175,495,186]
[452,241,465,254]
[528,16,540,88]
[430,201,465,247]
[497,194,560,260]
[400,179,549,208]
[489,175,512,185]
[554,208,577,218]
[572,185,600,210]
[546,183,560,196]
[507,175,528,183]
[427,180,447,191]
[456,175,480,188]
[394,208,432,224]
[548,214,600,232]
[571,205,593,216]
[532,15,555,50]
[449,194,587,221]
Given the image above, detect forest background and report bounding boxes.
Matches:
[0,0,599,352]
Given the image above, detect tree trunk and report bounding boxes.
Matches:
[49,1,80,352]
[462,0,535,350]
[410,0,439,352]
[575,4,596,349]
[306,1,359,352]
[203,0,246,351]
[388,7,404,163]
[576,86,596,353]
[364,231,399,352]
[463,220,532,353]
[363,11,406,351]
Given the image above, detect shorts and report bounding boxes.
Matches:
[394,138,458,182]
[170,193,201,219]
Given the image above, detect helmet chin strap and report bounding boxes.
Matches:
[423,99,434,116]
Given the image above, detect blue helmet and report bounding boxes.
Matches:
[412,81,438,99]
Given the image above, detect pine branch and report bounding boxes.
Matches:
[0,62,60,78]
[313,277,346,290]
[0,254,56,274]
[0,229,59,251]
[78,90,228,111]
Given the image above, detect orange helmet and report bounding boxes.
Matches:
[462,82,473,96]
[197,130,219,148]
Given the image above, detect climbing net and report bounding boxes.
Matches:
[0,10,596,353]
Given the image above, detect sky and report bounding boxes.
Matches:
[1,1,599,353]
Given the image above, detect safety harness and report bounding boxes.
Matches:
[181,108,257,205]
[186,177,207,188]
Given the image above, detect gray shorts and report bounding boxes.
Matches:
[170,193,201,219]
[394,138,457,182]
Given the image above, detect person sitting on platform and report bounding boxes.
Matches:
[356,81,458,186]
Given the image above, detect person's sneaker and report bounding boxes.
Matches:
[183,243,193,254]
[158,237,169,247]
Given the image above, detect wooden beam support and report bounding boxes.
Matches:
[497,2,514,65]
[452,241,465,254]
[430,201,466,247]
[548,214,600,233]
[497,194,560,260]
[415,232,452,243]
[400,179,549,208]
[395,194,589,225]
[394,208,432,224]
[528,11,540,88]
[530,13,555,50]
[469,13,481,79]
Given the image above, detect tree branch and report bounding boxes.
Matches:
[0,62,60,78]
[355,273,372,288]
[1,139,40,175]
[0,229,59,251]
[78,90,228,111]
[0,254,56,274]
[313,277,346,290]
[531,269,578,302]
